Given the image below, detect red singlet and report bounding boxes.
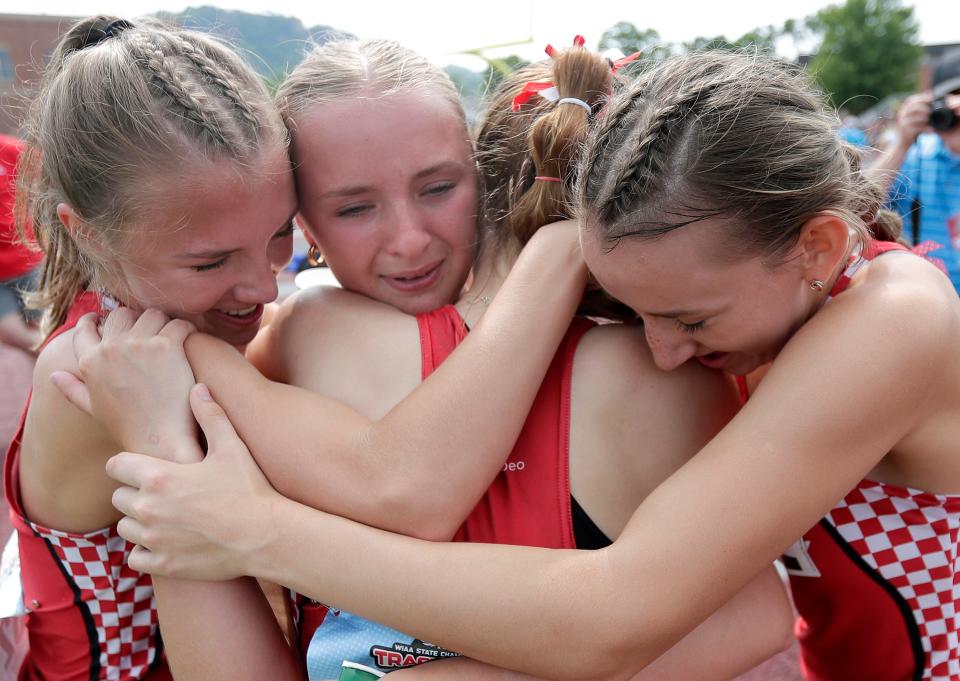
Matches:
[784,242,960,681]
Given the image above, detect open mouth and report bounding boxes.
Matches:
[696,351,730,370]
[210,304,264,326]
[382,262,442,292]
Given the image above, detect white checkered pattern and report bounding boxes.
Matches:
[827,479,960,681]
[29,520,160,681]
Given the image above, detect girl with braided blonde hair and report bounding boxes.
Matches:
[8,14,297,681]
[81,49,960,681]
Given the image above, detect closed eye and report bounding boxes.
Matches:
[274,220,295,238]
[676,320,705,334]
[335,203,373,218]
[193,259,228,272]
[423,181,455,197]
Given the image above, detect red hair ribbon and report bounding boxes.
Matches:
[546,35,586,59]
[534,176,562,182]
[611,51,642,72]
[512,81,555,111]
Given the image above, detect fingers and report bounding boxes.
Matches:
[128,308,171,338]
[72,313,102,363]
[100,307,139,338]
[190,384,245,459]
[50,370,93,415]
[116,514,146,545]
[159,318,197,345]
[126,544,160,575]
[106,451,170,488]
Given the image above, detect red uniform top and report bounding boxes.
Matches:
[296,306,594,678]
[783,241,960,681]
[0,135,41,281]
[4,292,171,681]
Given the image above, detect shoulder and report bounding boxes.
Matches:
[572,323,739,456]
[763,253,958,426]
[26,327,113,461]
[575,323,738,419]
[280,286,418,342]
[250,286,419,382]
[829,253,957,368]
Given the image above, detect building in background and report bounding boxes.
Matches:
[0,14,75,136]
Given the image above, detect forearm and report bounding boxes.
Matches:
[124,433,300,680]
[191,228,586,540]
[152,577,301,681]
[630,565,794,681]
[248,496,658,681]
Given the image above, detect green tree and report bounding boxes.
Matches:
[599,22,672,62]
[808,0,922,114]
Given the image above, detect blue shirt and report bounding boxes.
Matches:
[888,133,960,293]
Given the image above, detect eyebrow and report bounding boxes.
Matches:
[178,208,297,260]
[317,161,464,199]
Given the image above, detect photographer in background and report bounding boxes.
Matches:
[870,50,960,295]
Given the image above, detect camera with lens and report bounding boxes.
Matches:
[930,98,958,132]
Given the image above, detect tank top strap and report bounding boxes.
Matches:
[416,304,469,379]
[828,240,911,298]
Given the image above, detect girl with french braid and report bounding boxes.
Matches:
[86,49,960,681]
[7,14,299,681]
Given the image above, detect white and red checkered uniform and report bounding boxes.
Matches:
[783,241,960,681]
[3,292,171,681]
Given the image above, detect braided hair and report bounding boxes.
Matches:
[15,15,283,336]
[577,51,903,263]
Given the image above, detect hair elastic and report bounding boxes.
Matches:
[103,19,132,38]
[534,176,562,182]
[557,97,592,114]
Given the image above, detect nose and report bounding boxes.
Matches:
[643,320,699,372]
[386,201,431,260]
[235,258,279,305]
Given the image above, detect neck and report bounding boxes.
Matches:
[455,236,521,328]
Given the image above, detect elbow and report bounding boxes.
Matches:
[374,481,466,542]
[558,623,664,681]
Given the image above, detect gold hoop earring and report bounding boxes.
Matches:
[307,244,324,266]
[809,279,825,292]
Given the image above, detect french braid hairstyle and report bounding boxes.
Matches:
[475,42,634,320]
[577,51,904,265]
[15,15,284,337]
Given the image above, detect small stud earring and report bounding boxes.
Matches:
[307,244,324,266]
[809,279,824,292]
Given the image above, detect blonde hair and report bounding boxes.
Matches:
[473,45,633,320]
[578,51,903,263]
[16,15,285,337]
[276,39,465,127]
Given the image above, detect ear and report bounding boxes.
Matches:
[795,213,850,283]
[56,202,83,236]
[56,202,112,263]
[292,214,318,246]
